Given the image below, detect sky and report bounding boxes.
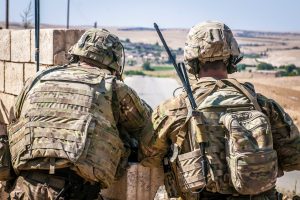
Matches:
[1,0,300,32]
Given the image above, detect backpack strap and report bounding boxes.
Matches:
[221,79,261,112]
[14,65,67,119]
[174,78,261,149]
[111,77,120,123]
[175,83,219,149]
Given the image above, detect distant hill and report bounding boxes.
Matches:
[118,27,155,31]
[234,30,300,38]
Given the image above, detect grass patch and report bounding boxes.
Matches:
[151,66,174,71]
[124,70,146,76]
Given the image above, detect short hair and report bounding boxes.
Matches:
[201,60,227,72]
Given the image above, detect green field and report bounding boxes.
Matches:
[151,65,174,71]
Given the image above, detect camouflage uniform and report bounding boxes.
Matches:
[0,100,15,199]
[139,21,300,200]
[8,29,152,200]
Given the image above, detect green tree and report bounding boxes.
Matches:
[237,64,247,72]
[142,61,153,71]
[285,64,297,74]
[256,62,274,70]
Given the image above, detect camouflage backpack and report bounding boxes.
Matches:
[173,79,278,195]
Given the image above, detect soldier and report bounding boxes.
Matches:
[7,29,152,199]
[139,21,300,200]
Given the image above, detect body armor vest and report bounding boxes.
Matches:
[8,65,124,188]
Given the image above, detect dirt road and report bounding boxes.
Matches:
[125,75,300,197]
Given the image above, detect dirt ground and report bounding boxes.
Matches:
[230,73,300,128]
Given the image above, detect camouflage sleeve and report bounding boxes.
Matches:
[257,94,300,172]
[139,95,188,168]
[115,81,152,138]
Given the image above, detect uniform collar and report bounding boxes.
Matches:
[197,77,217,83]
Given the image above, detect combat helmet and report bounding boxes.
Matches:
[184,21,242,75]
[69,28,125,73]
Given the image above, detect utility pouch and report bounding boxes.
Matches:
[176,149,205,192]
[163,157,180,198]
[221,110,278,195]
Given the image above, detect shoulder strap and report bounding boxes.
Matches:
[175,78,261,149]
[221,79,261,112]
[111,77,120,123]
[175,83,218,149]
[14,65,67,119]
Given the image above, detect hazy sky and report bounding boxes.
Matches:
[1,0,300,31]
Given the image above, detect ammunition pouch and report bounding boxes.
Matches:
[22,170,101,200]
[176,149,205,193]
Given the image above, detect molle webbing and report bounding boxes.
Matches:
[33,86,94,96]
[9,66,123,187]
[174,79,263,194]
[175,79,260,149]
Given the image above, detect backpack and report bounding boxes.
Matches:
[173,79,278,195]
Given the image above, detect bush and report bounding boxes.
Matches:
[151,66,173,71]
[237,64,247,71]
[142,61,153,71]
[257,62,274,70]
[124,70,146,76]
[279,64,300,76]
[243,53,261,59]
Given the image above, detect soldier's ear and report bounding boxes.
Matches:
[194,59,201,75]
[227,62,237,74]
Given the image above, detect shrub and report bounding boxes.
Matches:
[124,70,146,76]
[142,61,153,71]
[257,62,274,70]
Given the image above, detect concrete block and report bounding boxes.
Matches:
[137,164,151,200]
[0,93,17,124]
[150,166,165,198]
[24,63,38,82]
[31,29,66,65]
[54,51,68,65]
[102,164,164,200]
[4,62,24,95]
[11,30,31,62]
[39,65,48,71]
[0,61,4,92]
[65,29,85,52]
[0,30,11,61]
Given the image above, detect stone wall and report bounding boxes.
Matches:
[0,29,164,200]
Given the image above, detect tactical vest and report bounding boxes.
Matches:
[174,79,277,195]
[8,65,124,188]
